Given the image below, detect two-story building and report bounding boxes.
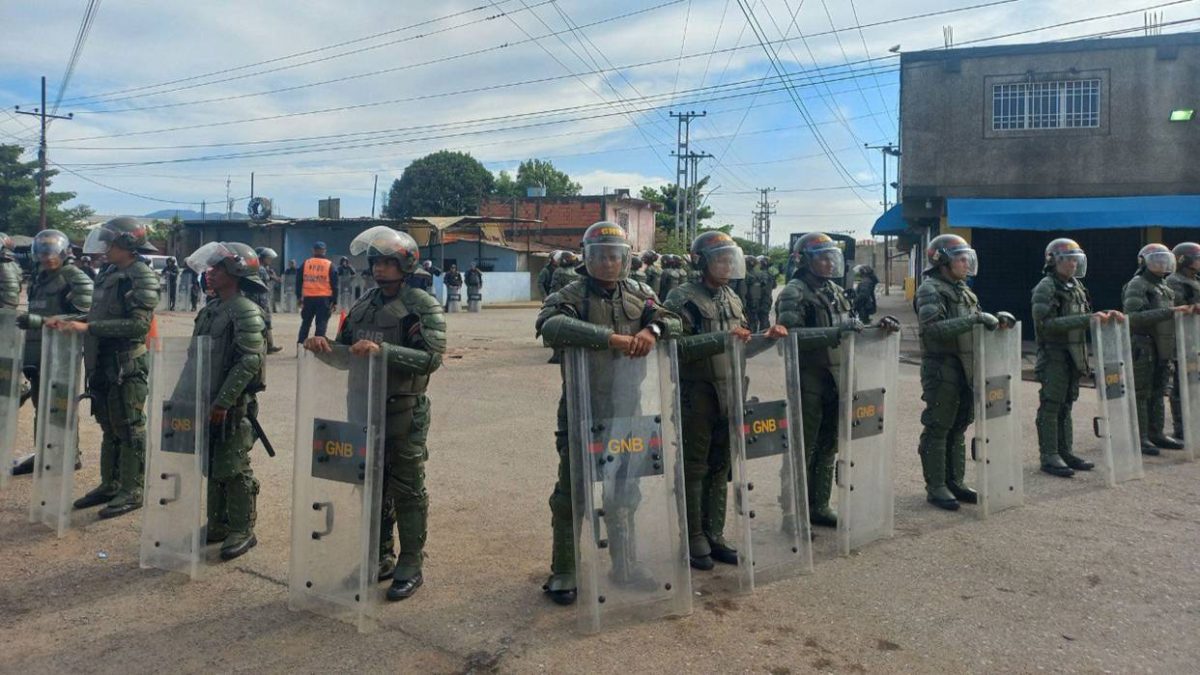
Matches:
[479,189,661,252]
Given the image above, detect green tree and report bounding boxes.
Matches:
[0,144,82,235]
[383,150,495,218]
[514,158,581,197]
[638,179,714,232]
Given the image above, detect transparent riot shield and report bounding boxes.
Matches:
[0,310,24,490]
[835,328,899,556]
[28,328,82,537]
[467,288,481,313]
[289,346,386,634]
[446,286,462,313]
[728,335,811,592]
[1174,313,1200,462]
[140,336,211,579]
[565,343,691,634]
[1091,317,1144,485]
[971,324,1024,518]
[338,278,355,311]
[282,283,297,313]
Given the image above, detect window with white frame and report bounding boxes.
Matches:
[991,79,1100,130]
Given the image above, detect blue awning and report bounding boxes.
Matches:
[948,195,1200,231]
[871,204,906,235]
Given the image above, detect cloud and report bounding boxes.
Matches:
[574,169,670,195]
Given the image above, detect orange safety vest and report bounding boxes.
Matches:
[301,257,334,298]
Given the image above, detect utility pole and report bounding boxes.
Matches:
[371,174,379,219]
[14,76,73,230]
[673,150,713,242]
[754,187,776,248]
[865,142,901,295]
[225,176,233,221]
[670,111,705,242]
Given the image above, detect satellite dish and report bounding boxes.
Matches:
[248,197,272,223]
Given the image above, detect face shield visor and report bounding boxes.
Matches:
[704,243,747,282]
[948,246,979,278]
[82,227,115,255]
[1143,251,1176,276]
[1054,251,1088,279]
[32,233,71,261]
[185,242,240,275]
[350,226,419,273]
[808,245,845,279]
[584,242,632,282]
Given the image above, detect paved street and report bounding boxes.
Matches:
[2,299,1199,674]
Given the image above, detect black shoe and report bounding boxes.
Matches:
[74,485,118,510]
[689,554,714,571]
[926,487,960,511]
[97,501,142,519]
[1150,435,1184,450]
[1040,457,1075,478]
[219,534,258,560]
[386,573,423,601]
[1062,455,1094,471]
[11,453,34,476]
[547,355,561,364]
[74,459,82,471]
[809,506,838,528]
[1140,437,1161,456]
[267,346,283,354]
[542,582,577,606]
[377,556,396,582]
[710,544,739,566]
[947,484,978,504]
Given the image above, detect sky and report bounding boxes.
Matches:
[0,0,1194,243]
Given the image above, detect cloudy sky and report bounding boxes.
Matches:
[1,0,1193,241]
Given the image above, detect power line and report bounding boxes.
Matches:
[51,0,102,118]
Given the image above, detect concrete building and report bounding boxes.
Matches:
[479,190,661,252]
[876,32,1200,335]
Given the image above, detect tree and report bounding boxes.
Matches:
[0,144,82,236]
[383,150,495,218]
[493,159,582,200]
[638,179,714,233]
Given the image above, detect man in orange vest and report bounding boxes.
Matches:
[295,240,338,345]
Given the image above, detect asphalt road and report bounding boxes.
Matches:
[1,298,1198,674]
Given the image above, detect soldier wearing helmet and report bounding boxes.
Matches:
[1123,243,1194,454]
[665,231,787,570]
[50,217,160,518]
[305,225,446,601]
[776,232,898,527]
[162,256,180,311]
[629,255,647,284]
[915,233,1016,511]
[641,249,662,296]
[535,222,681,605]
[249,247,281,354]
[656,254,681,298]
[1167,242,1200,440]
[851,264,879,322]
[730,255,753,308]
[550,250,581,294]
[0,232,21,310]
[538,251,559,299]
[1031,239,1120,478]
[183,242,269,560]
[11,229,93,476]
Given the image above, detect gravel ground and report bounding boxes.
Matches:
[1,295,1198,674]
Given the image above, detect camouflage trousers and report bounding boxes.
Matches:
[89,352,149,500]
[378,394,432,581]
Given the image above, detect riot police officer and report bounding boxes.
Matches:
[185,242,268,559]
[443,263,463,311]
[852,265,879,322]
[731,256,754,317]
[666,231,787,570]
[53,217,159,518]
[658,254,683,299]
[550,251,579,293]
[1123,243,1193,455]
[642,250,661,296]
[776,233,898,526]
[306,226,446,601]
[162,257,180,311]
[916,234,1016,511]
[538,252,559,299]
[0,232,18,310]
[1167,242,1200,440]
[252,247,282,354]
[13,230,93,475]
[629,256,647,284]
[536,221,679,605]
[746,255,770,332]
[1032,239,1119,477]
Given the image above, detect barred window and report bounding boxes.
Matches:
[991,79,1100,130]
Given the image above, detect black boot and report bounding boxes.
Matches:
[10,453,34,476]
[1040,456,1075,477]
[543,574,577,606]
[708,537,738,566]
[1061,454,1094,471]
[1149,434,1183,450]
[947,483,978,504]
[387,573,424,601]
[926,486,960,511]
[377,555,397,582]
[1140,437,1162,456]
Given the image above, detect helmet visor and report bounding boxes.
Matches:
[82,227,114,255]
[1144,251,1176,275]
[1055,251,1087,278]
[809,246,845,279]
[705,243,747,282]
[350,226,419,272]
[584,242,631,282]
[185,242,238,274]
[33,234,70,260]
[949,247,979,277]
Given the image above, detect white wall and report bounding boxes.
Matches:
[433,271,531,304]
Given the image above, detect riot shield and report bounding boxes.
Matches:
[0,310,24,490]
[728,335,811,592]
[971,324,1024,518]
[446,286,462,313]
[835,328,899,556]
[467,288,481,313]
[288,346,386,633]
[140,336,211,579]
[282,284,297,313]
[565,343,691,633]
[1091,317,1144,485]
[338,278,355,311]
[28,328,82,537]
[1174,312,1200,462]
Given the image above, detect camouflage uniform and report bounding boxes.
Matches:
[1031,272,1093,472]
[83,259,160,512]
[550,264,579,293]
[746,264,771,332]
[1123,270,1178,446]
[665,278,747,564]
[337,284,446,582]
[536,272,678,596]
[1167,270,1200,438]
[537,264,555,299]
[0,259,20,310]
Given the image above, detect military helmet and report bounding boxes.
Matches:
[757,255,769,266]
[255,247,278,262]
[641,249,659,265]
[560,250,580,266]
[1173,242,1200,270]
[349,225,420,273]
[580,221,631,282]
[1138,243,1175,276]
[422,260,433,271]
[549,250,563,266]
[630,256,643,271]
[745,254,758,268]
[0,232,14,260]
[925,233,977,276]
[185,242,265,289]
[793,232,844,279]
[84,216,157,255]
[690,231,746,282]
[32,229,72,261]
[1044,238,1087,278]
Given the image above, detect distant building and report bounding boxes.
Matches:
[479,190,661,251]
